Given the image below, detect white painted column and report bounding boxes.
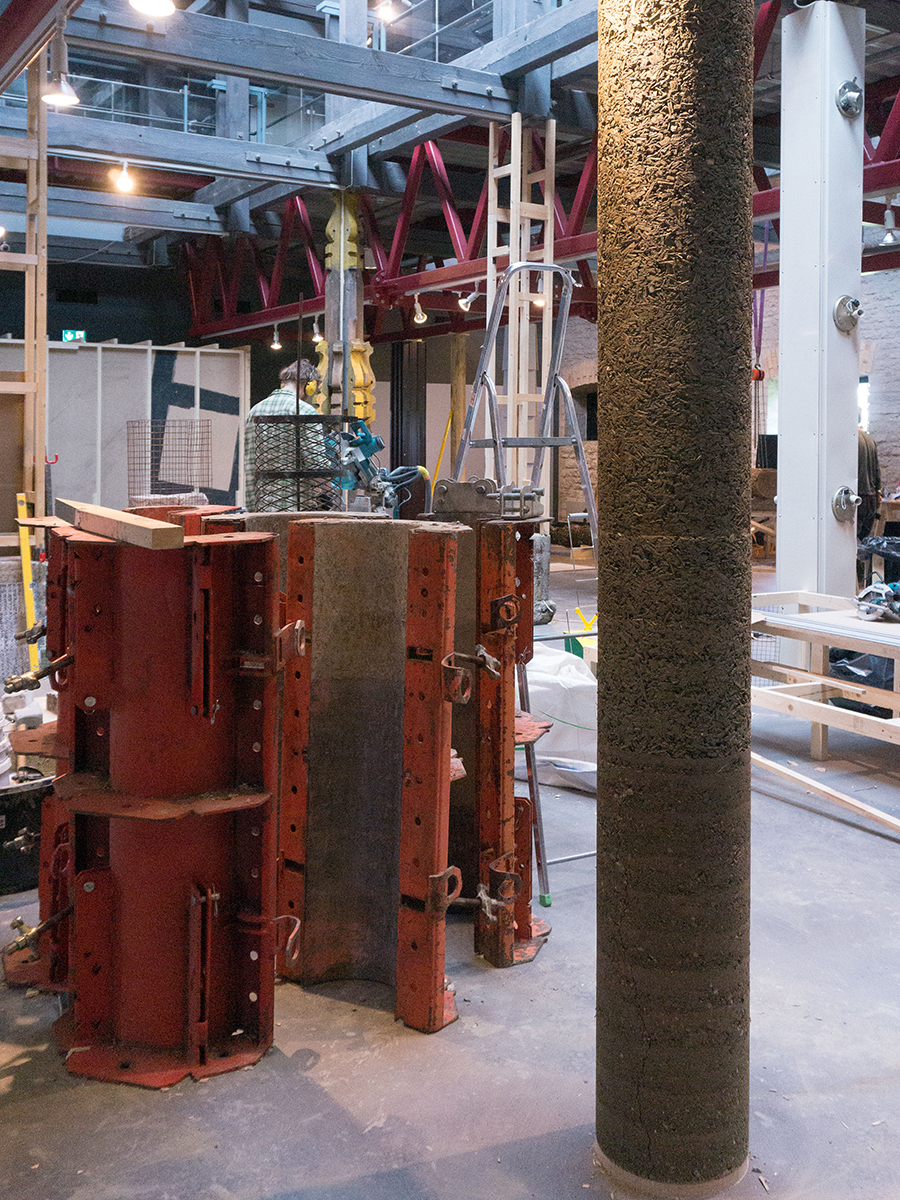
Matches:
[776,1,864,599]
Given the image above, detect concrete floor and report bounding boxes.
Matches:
[2,559,899,1200]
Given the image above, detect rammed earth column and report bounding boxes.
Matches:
[595,2,753,1195]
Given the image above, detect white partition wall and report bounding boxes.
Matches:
[0,340,249,510]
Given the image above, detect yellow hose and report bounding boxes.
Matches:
[432,410,453,487]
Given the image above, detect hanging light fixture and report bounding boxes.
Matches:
[42,17,79,107]
[458,289,479,312]
[129,0,177,16]
[412,295,428,325]
[271,324,282,350]
[312,317,321,340]
[881,195,900,247]
[115,162,134,193]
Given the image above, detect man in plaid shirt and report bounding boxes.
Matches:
[244,359,335,511]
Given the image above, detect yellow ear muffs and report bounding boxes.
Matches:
[305,380,317,396]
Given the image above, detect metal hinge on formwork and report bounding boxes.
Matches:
[475,858,523,924]
[489,595,519,632]
[440,644,501,703]
[276,620,308,670]
[426,866,463,916]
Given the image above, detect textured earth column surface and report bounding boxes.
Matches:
[595,1,753,1194]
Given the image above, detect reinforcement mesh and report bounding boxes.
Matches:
[0,559,47,683]
[251,414,342,512]
[127,419,212,504]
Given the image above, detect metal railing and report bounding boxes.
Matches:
[0,73,326,144]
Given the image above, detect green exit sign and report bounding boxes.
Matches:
[62,329,86,342]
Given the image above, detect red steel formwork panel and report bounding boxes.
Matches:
[511,524,550,944]
[396,526,461,1033]
[43,531,280,1087]
[473,521,549,968]
[276,520,313,976]
[279,517,462,1033]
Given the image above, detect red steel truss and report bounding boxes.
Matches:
[184,0,900,339]
[184,131,598,343]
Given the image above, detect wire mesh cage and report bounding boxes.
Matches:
[126,419,212,505]
[250,414,342,512]
[0,559,47,684]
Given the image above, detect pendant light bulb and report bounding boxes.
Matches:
[42,19,79,107]
[458,289,479,312]
[413,295,427,325]
[312,317,321,341]
[116,162,134,192]
[271,324,282,350]
[881,199,900,247]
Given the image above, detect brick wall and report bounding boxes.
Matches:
[560,276,900,517]
[755,272,900,495]
[557,316,598,519]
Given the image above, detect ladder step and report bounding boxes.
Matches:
[519,202,551,219]
[470,437,573,449]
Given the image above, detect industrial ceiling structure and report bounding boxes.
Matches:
[1,1,900,342]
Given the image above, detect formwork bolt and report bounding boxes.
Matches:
[252,742,261,753]
[84,696,96,708]
[253,700,262,710]
[254,572,263,582]
[83,881,94,892]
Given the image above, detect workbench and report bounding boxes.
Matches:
[751,590,900,760]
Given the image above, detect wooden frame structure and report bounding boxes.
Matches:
[0,53,46,543]
[752,590,900,759]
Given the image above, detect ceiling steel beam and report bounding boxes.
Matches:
[0,109,337,188]
[50,114,335,187]
[0,0,84,95]
[306,0,597,160]
[550,45,596,88]
[66,2,515,119]
[0,180,225,234]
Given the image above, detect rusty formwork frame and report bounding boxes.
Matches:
[472,520,549,967]
[5,524,281,1088]
[277,519,462,1033]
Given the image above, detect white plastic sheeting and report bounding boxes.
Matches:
[516,643,597,793]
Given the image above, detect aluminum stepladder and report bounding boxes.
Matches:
[450,261,599,905]
[451,261,598,549]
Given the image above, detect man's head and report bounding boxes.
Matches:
[280,359,321,392]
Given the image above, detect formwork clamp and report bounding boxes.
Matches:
[276,619,308,669]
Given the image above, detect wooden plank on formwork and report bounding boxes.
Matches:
[56,499,184,549]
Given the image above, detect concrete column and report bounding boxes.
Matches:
[776,2,865,599]
[595,2,753,1195]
